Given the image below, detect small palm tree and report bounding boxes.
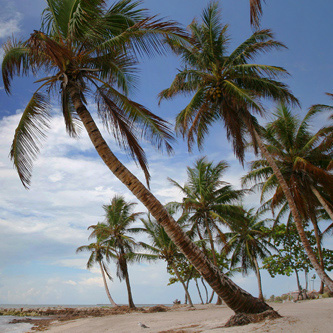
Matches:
[159,1,333,291]
[140,212,194,307]
[169,157,245,269]
[76,240,118,306]
[169,157,245,304]
[89,196,144,308]
[222,208,275,301]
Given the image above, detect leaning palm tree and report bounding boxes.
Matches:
[159,1,333,291]
[242,104,333,291]
[140,212,194,307]
[76,240,118,306]
[222,208,275,301]
[2,0,278,316]
[89,196,144,308]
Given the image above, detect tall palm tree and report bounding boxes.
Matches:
[169,157,245,303]
[2,0,275,314]
[89,196,144,308]
[76,240,118,306]
[140,212,194,307]
[242,105,333,291]
[159,1,333,291]
[222,208,275,301]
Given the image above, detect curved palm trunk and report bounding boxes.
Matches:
[253,257,264,301]
[253,130,333,291]
[69,87,272,314]
[311,185,333,222]
[98,261,118,307]
[171,262,194,307]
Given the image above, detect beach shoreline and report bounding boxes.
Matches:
[40,298,333,332]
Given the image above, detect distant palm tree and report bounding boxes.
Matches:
[159,1,333,291]
[140,212,194,307]
[76,240,118,306]
[168,157,245,303]
[169,158,244,267]
[2,0,273,313]
[89,196,145,308]
[222,208,275,301]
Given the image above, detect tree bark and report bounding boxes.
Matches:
[253,257,264,301]
[98,261,118,307]
[171,262,194,307]
[311,185,333,222]
[253,130,333,292]
[69,86,273,314]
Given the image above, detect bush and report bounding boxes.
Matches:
[274,296,282,303]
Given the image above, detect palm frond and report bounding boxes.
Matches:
[10,93,51,188]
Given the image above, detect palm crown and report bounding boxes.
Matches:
[159,1,297,163]
[2,0,189,187]
[242,104,333,223]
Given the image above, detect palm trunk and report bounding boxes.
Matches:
[119,247,135,309]
[124,267,135,308]
[311,185,333,222]
[253,130,333,291]
[171,262,194,307]
[204,217,222,305]
[98,261,118,307]
[195,278,204,304]
[253,257,264,301]
[201,277,209,303]
[69,87,273,314]
[310,216,325,294]
[294,268,303,300]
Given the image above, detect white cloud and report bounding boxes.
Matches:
[0,12,21,39]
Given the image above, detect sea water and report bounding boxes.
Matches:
[0,316,35,333]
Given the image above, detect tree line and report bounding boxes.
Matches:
[2,0,332,321]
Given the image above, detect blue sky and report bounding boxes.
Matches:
[0,0,332,305]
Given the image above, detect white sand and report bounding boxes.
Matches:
[46,298,333,332]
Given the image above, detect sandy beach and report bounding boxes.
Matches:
[45,298,333,332]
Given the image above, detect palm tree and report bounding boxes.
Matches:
[169,157,245,303]
[76,240,118,306]
[222,208,275,301]
[159,1,333,291]
[2,0,275,314]
[242,104,333,291]
[140,212,194,307]
[89,196,144,308]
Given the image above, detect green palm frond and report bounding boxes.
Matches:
[10,93,51,188]
[2,40,30,94]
